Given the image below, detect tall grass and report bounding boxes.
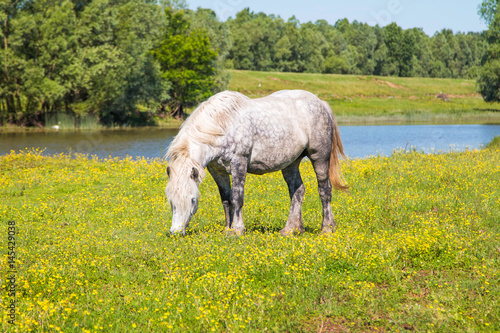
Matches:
[1,144,499,332]
[487,135,500,149]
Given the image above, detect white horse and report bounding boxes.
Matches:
[165,90,348,236]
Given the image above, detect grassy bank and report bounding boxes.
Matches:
[0,116,184,133]
[228,70,500,124]
[4,71,500,132]
[1,143,500,332]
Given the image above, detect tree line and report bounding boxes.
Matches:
[226,9,487,79]
[0,0,493,127]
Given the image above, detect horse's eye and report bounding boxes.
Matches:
[191,198,196,206]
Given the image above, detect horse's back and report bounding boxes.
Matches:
[262,90,331,122]
[229,90,334,174]
[253,90,334,144]
[241,90,324,141]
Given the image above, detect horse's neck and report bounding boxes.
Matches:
[188,143,217,168]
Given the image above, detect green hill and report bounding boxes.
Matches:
[228,70,500,124]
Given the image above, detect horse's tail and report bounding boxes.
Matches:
[328,109,349,192]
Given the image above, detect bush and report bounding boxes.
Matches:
[477,59,500,102]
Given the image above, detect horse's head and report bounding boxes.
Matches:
[165,163,202,236]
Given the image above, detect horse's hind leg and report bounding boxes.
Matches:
[310,158,336,233]
[280,159,306,236]
[207,163,233,229]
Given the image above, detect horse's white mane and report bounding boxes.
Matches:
[165,91,250,170]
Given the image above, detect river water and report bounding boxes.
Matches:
[1,124,500,159]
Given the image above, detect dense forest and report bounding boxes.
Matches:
[226,9,487,79]
[0,0,491,127]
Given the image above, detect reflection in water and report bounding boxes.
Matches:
[0,128,179,160]
[1,125,500,159]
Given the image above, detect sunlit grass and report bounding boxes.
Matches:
[1,145,500,332]
[228,70,500,124]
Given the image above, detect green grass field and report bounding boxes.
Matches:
[2,142,500,332]
[228,70,500,124]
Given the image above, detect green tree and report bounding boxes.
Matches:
[226,9,284,72]
[187,7,231,94]
[323,54,349,74]
[274,34,294,71]
[0,0,165,127]
[0,0,30,124]
[276,17,301,72]
[479,0,498,23]
[326,24,352,74]
[226,8,255,70]
[70,0,165,125]
[335,20,377,75]
[477,0,500,101]
[298,22,325,72]
[152,7,218,119]
[384,23,415,77]
[408,28,433,77]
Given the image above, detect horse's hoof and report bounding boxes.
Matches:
[280,227,304,237]
[225,228,245,237]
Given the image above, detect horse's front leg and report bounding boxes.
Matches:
[229,156,248,235]
[207,163,233,230]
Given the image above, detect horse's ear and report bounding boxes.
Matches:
[167,166,171,177]
[191,167,199,181]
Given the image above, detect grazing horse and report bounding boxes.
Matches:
[165,90,348,236]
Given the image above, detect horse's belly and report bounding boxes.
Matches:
[230,103,310,174]
[247,160,295,174]
[247,142,306,174]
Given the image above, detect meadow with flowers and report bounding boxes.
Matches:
[1,139,500,332]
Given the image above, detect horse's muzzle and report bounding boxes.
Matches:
[169,227,186,237]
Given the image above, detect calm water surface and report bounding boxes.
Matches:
[1,125,500,159]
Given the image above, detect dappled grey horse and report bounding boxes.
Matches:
[165,90,348,236]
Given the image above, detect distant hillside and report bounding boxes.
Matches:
[227,70,500,124]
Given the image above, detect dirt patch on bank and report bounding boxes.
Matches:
[374,78,408,90]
